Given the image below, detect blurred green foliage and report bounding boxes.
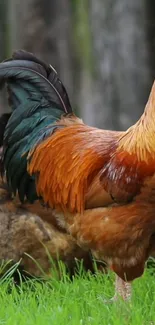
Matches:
[71,0,93,74]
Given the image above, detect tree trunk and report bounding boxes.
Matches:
[90,0,151,130]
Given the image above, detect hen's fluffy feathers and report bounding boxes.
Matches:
[0,179,104,277]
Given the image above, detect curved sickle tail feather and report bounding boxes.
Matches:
[0,50,73,203]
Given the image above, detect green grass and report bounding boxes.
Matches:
[0,265,155,325]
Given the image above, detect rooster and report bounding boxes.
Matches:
[1,50,155,300]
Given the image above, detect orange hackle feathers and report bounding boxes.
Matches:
[100,81,155,203]
[118,80,155,161]
[28,118,119,213]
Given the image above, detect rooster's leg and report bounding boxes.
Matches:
[112,275,131,301]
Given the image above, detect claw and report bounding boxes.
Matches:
[102,275,132,304]
[114,275,132,301]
